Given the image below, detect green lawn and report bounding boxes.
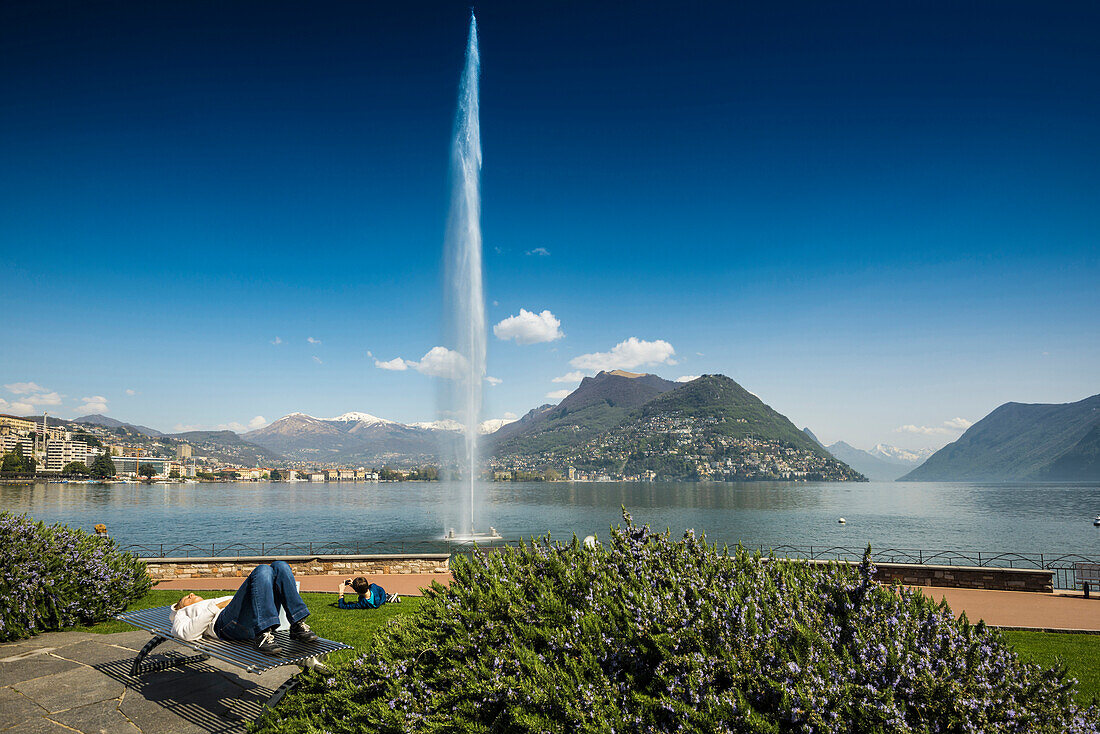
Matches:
[75,591,1100,706]
[1004,629,1100,706]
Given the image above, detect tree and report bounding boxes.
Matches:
[168,469,180,479]
[1,450,26,474]
[89,452,116,479]
[62,461,90,476]
[138,463,156,479]
[269,469,282,481]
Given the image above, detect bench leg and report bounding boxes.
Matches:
[129,636,210,676]
[1085,583,1090,599]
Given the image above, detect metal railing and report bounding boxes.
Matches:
[121,539,1097,590]
[121,539,503,559]
[744,544,1097,591]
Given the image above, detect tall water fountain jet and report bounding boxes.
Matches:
[442,14,496,541]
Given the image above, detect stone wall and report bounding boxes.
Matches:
[873,562,1054,593]
[142,553,450,581]
[789,558,1054,593]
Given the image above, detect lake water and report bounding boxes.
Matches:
[2,480,1099,560]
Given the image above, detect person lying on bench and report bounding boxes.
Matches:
[337,576,400,609]
[170,560,318,656]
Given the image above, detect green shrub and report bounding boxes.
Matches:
[253,510,1099,733]
[0,513,151,641]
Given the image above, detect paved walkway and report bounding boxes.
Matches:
[3,580,1097,733]
[0,630,295,733]
[915,586,1100,633]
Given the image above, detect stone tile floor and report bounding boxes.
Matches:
[0,630,296,733]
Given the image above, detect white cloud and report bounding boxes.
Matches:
[493,309,563,345]
[675,375,701,383]
[312,356,323,364]
[2,382,62,406]
[485,376,502,386]
[413,346,467,379]
[546,389,572,400]
[371,346,471,380]
[5,382,45,395]
[271,336,283,345]
[0,398,34,414]
[895,417,973,436]
[552,371,589,383]
[570,337,677,372]
[125,389,137,396]
[78,396,109,414]
[248,415,267,429]
[503,412,517,420]
[307,337,321,344]
[943,417,973,431]
[374,357,409,371]
[526,247,550,256]
[24,392,62,406]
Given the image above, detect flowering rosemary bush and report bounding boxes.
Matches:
[0,512,151,641]
[254,510,1098,733]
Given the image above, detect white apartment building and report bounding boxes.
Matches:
[46,439,93,473]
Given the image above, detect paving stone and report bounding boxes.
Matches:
[0,686,47,729]
[47,699,141,734]
[95,631,159,652]
[118,687,240,734]
[0,717,71,733]
[0,655,81,687]
[0,646,63,664]
[50,640,135,667]
[13,665,125,713]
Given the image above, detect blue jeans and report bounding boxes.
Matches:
[213,561,310,641]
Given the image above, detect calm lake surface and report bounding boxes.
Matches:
[2,480,1099,557]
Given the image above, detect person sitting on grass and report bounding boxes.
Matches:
[170,560,318,656]
[337,576,401,609]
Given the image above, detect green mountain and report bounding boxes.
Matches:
[900,394,1100,481]
[489,370,679,456]
[493,373,862,481]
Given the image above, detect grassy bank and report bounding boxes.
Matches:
[74,590,1100,706]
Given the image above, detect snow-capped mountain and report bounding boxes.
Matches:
[244,411,516,462]
[328,412,395,426]
[869,444,935,465]
[410,418,517,434]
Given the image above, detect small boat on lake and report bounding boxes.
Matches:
[1093,515,1100,526]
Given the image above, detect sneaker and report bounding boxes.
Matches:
[290,621,318,643]
[255,630,283,656]
[387,593,401,604]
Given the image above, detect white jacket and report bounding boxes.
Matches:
[169,596,234,641]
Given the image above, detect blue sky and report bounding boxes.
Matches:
[2,1,1097,450]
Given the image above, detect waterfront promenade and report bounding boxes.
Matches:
[2,577,1097,734]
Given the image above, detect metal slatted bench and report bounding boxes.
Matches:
[115,605,353,707]
[1075,563,1100,598]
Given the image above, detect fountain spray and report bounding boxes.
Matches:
[443,13,492,539]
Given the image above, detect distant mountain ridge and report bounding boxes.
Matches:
[901,394,1100,481]
[75,414,164,437]
[825,441,916,481]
